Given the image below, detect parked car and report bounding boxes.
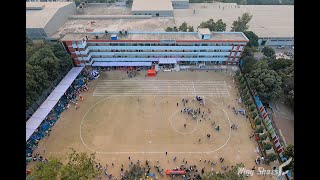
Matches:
[277,46,285,49]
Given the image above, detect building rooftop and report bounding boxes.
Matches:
[60,31,248,42]
[132,0,173,11]
[26,2,74,28]
[198,28,211,35]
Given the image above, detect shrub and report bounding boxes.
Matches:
[263,142,273,150]
[267,153,278,162]
[259,133,267,141]
[252,110,258,118]
[242,88,248,95]
[240,83,246,90]
[255,118,262,126]
[249,104,256,111]
[255,125,264,133]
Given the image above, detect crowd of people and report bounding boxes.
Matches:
[93,155,237,180]
[26,68,95,166]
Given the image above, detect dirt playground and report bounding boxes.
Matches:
[28,70,274,179]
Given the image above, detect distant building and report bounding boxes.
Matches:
[26,2,76,40]
[131,0,174,17]
[60,28,249,67]
[172,0,189,9]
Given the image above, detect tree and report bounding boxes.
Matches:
[263,142,273,150]
[188,26,194,32]
[179,22,189,32]
[26,63,50,108]
[283,144,294,172]
[246,60,282,103]
[31,157,63,180]
[267,153,278,162]
[255,125,264,133]
[60,148,99,180]
[244,31,259,47]
[241,46,254,59]
[259,133,267,141]
[268,58,293,71]
[26,42,44,62]
[29,46,60,81]
[123,163,145,179]
[26,37,33,46]
[261,46,275,57]
[215,19,227,31]
[165,27,174,32]
[231,13,253,32]
[241,56,258,74]
[198,19,226,31]
[202,163,246,179]
[249,104,256,112]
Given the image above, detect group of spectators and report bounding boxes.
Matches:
[26,68,96,166]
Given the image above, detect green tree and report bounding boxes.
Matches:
[50,43,73,72]
[246,60,282,103]
[255,125,264,133]
[29,46,60,82]
[198,19,226,31]
[215,19,227,31]
[165,27,174,32]
[202,163,246,180]
[242,56,258,74]
[123,163,145,179]
[26,63,50,108]
[241,46,254,59]
[267,153,278,162]
[188,26,194,32]
[252,110,258,118]
[261,46,275,57]
[249,104,256,112]
[26,37,33,46]
[283,144,294,172]
[60,148,99,180]
[244,31,259,47]
[259,133,267,141]
[179,22,189,32]
[263,142,273,150]
[31,157,63,180]
[268,58,293,72]
[231,12,253,32]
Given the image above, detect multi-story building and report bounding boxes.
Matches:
[60,28,249,69]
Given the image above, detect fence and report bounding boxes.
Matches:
[26,67,71,121]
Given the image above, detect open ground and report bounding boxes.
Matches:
[28,70,273,179]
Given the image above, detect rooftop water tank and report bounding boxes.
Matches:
[111,34,118,40]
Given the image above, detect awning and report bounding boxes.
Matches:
[26,67,84,142]
[159,58,177,64]
[92,62,152,67]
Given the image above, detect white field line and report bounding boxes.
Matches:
[79,97,232,154]
[93,80,230,97]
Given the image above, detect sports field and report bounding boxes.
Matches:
[28,69,273,179]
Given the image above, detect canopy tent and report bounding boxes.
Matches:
[92,62,152,67]
[158,58,177,64]
[147,69,156,77]
[26,67,84,142]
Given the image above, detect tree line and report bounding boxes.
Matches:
[26,38,73,110]
[240,38,294,107]
[165,12,252,33]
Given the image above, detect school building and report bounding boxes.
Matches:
[60,28,249,69]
